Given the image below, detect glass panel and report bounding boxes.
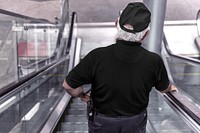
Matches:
[167,56,200,104]
[0,13,22,89]
[0,59,69,133]
[16,23,59,78]
[164,22,200,105]
[147,89,194,133]
[0,11,69,89]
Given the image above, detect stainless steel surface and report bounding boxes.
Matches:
[144,0,167,54]
[40,92,71,133]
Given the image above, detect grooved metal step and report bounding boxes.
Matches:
[57,131,88,133]
[57,97,88,132]
[60,123,88,131]
[65,115,87,122]
[67,109,87,115]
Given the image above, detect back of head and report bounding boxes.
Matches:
[116,2,151,42]
[119,2,151,33]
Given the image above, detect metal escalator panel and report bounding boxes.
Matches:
[0,57,69,133]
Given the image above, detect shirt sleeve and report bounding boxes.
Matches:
[65,51,94,89]
[154,59,170,91]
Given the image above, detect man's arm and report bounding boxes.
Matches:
[160,84,178,93]
[62,80,90,102]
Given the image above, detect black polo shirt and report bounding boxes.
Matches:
[66,40,169,116]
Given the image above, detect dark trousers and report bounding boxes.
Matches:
[88,110,147,133]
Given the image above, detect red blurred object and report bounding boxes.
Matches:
[18,41,48,58]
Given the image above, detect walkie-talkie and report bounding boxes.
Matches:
[87,99,94,121]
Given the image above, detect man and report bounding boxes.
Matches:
[63,2,177,133]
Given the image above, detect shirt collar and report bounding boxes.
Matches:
[116,39,142,46]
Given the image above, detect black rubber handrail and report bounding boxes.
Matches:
[196,9,200,37]
[163,34,200,64]
[19,53,57,69]
[55,13,69,50]
[167,92,200,124]
[67,12,77,49]
[0,9,52,24]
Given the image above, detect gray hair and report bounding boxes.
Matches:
[116,19,150,42]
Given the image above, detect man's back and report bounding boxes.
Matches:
[63,3,176,133]
[70,40,169,116]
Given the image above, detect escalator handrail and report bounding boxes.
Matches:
[18,53,57,69]
[0,54,69,101]
[196,9,200,37]
[67,12,77,49]
[163,34,200,64]
[0,9,53,24]
[0,54,67,98]
[55,13,69,51]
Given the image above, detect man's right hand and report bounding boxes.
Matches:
[161,84,178,93]
[79,94,90,102]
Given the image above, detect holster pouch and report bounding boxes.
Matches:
[87,99,94,121]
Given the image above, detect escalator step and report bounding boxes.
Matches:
[65,115,87,122]
[61,123,88,131]
[67,109,87,115]
[71,98,83,103]
[69,103,86,109]
[57,131,88,133]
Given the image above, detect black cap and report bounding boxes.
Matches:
[119,2,151,33]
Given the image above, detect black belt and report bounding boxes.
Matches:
[93,109,147,118]
[94,111,137,118]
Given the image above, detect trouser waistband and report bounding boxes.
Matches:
[93,109,147,119]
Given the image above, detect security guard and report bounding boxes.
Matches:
[63,2,177,133]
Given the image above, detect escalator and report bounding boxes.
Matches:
[0,6,200,133]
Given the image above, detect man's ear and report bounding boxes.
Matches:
[141,30,149,41]
[115,19,118,27]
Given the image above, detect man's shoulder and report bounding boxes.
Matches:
[143,49,162,61]
[89,44,114,54]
